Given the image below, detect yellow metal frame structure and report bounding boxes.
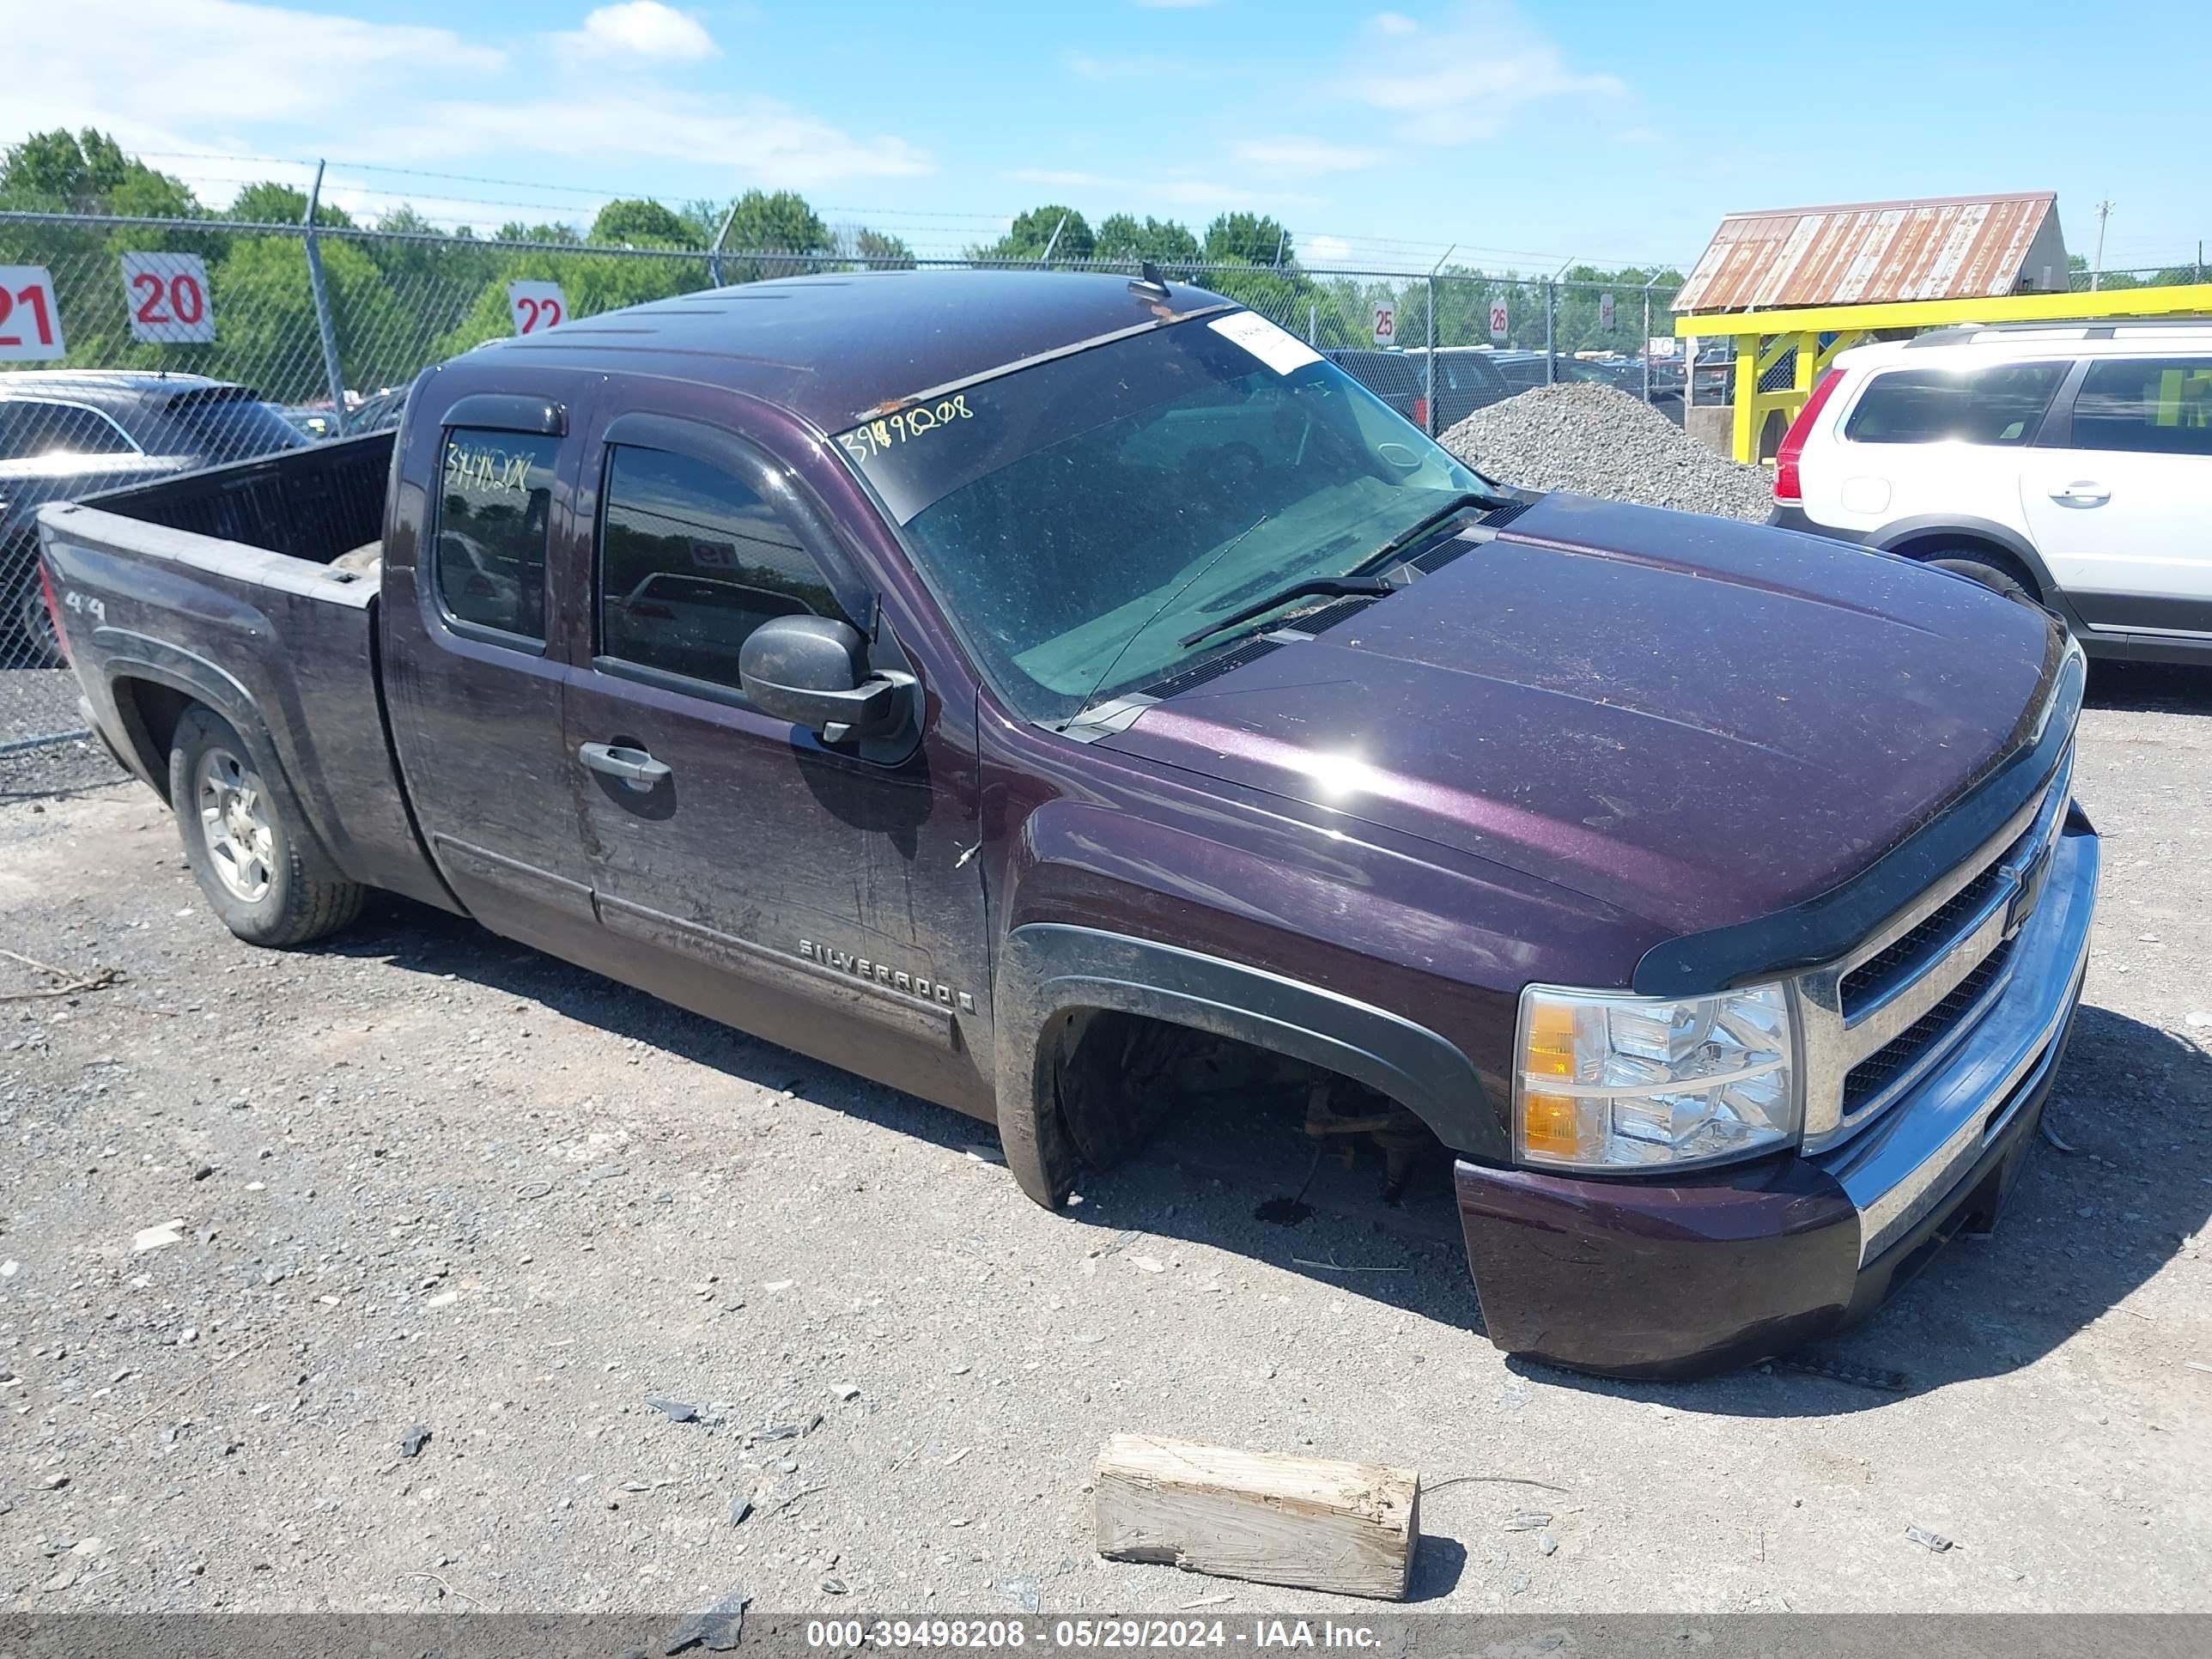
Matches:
[1674,283,2212,463]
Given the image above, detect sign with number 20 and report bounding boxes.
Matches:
[0,265,65,362]
[121,252,216,343]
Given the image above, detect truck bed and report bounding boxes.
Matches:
[36,433,456,913]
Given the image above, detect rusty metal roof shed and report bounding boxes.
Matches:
[1676,192,2069,314]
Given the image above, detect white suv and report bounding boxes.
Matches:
[1771,321,2212,663]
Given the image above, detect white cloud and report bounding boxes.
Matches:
[2,0,928,198]
[566,2,717,61]
[1066,52,1206,82]
[1156,179,1324,213]
[1010,169,1121,190]
[1305,234,1354,263]
[380,94,930,187]
[1346,3,1624,146]
[1370,10,1419,32]
[1,0,502,155]
[1233,137,1380,173]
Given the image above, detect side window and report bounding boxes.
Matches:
[597,444,851,692]
[0,401,139,460]
[435,428,558,642]
[2068,357,2212,457]
[1843,362,2069,447]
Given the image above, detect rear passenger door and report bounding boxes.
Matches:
[2022,356,2212,635]
[382,385,604,961]
[561,403,989,1109]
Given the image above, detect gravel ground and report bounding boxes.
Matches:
[0,671,85,749]
[2,664,2209,1617]
[1443,382,1775,521]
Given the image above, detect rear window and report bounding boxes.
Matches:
[2066,357,2212,457]
[435,429,558,643]
[162,391,306,464]
[1843,362,2068,447]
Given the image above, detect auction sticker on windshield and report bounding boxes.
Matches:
[1207,311,1321,376]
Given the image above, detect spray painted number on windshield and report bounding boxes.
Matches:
[838,395,974,465]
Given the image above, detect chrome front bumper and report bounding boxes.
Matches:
[1821,819,2100,1265]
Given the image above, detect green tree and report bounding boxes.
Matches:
[1204,212,1291,268]
[496,220,584,244]
[1,128,132,204]
[974,204,1094,264]
[591,198,696,246]
[229,180,351,228]
[1095,214,1200,268]
[848,227,915,269]
[721,190,833,254]
[2,128,197,216]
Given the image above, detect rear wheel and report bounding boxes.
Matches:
[167,706,365,947]
[11,574,64,670]
[1917,548,2056,618]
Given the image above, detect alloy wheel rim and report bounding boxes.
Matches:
[195,746,276,902]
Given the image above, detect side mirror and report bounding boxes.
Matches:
[738,614,913,744]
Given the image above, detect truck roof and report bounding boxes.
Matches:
[468,269,1233,434]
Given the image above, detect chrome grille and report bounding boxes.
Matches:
[1838,836,2020,1018]
[1795,744,2072,1152]
[1841,935,2017,1115]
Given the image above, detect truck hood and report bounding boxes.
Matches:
[1100,494,2061,938]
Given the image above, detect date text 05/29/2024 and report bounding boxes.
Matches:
[803,1620,1387,1650]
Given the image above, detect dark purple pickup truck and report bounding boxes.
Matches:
[38,270,2099,1377]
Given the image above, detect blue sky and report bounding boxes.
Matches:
[13,0,2209,273]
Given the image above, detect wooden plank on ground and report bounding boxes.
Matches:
[1093,1433,1419,1600]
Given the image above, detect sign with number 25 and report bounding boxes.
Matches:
[0,265,65,362]
[507,281,568,336]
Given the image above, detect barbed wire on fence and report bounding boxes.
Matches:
[0,206,1689,671]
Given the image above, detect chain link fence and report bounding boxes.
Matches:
[0,208,1682,684]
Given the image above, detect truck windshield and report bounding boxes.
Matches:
[836,311,1492,726]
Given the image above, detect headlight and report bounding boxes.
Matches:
[1513,982,1799,1171]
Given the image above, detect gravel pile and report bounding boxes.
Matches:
[1439,381,1775,523]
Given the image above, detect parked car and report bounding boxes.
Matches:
[1771,320,2212,663]
[40,270,2096,1377]
[346,382,412,434]
[2,371,303,665]
[1323,346,1510,431]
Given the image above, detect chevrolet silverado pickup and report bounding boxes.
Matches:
[37,270,2100,1377]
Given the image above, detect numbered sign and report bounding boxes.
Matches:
[1487,299,1509,343]
[120,252,216,343]
[507,280,568,336]
[1371,302,1395,347]
[1599,292,1616,333]
[0,265,65,362]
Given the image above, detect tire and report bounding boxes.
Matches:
[167,706,365,947]
[1923,553,2040,610]
[10,574,64,670]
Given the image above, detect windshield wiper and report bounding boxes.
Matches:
[1176,574,1393,650]
[1175,491,1504,651]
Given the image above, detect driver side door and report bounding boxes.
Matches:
[561,398,992,1114]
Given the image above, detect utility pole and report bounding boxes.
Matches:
[2090,200,2115,291]
[1040,214,1068,267]
[301,161,349,438]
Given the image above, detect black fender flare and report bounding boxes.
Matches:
[94,629,350,885]
[1872,515,2083,629]
[993,922,1500,1208]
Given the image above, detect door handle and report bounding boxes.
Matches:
[578,741,672,791]
[2048,482,2110,507]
